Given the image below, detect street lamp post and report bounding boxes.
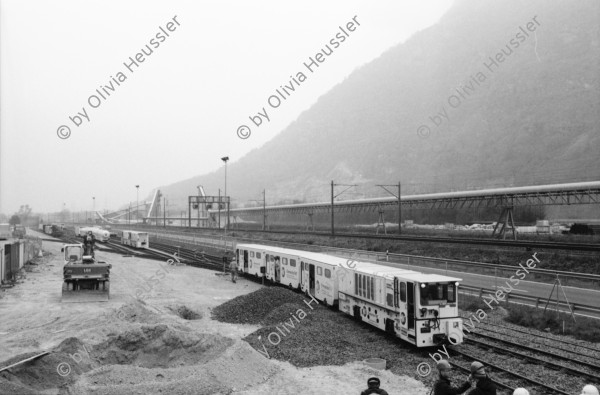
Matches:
[92,197,95,224]
[136,185,140,226]
[221,156,229,231]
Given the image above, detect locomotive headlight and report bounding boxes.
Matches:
[455,282,459,286]
[421,283,426,288]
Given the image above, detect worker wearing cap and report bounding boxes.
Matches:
[360,377,389,395]
[581,385,599,395]
[513,389,529,395]
[433,360,471,395]
[467,361,496,395]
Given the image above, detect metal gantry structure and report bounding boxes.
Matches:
[212,181,600,238]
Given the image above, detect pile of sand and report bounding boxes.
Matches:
[94,324,232,368]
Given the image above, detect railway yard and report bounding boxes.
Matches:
[0,226,599,395]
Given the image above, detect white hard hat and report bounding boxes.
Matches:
[513,389,529,395]
[582,385,600,395]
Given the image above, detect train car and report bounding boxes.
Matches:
[235,244,267,278]
[261,246,303,289]
[77,226,110,242]
[92,228,110,242]
[121,230,149,249]
[75,226,95,237]
[337,261,464,347]
[236,244,348,307]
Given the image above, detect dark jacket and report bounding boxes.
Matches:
[433,376,471,395]
[360,388,389,395]
[467,376,497,395]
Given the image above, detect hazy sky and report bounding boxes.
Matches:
[0,0,453,214]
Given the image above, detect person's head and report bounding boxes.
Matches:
[470,361,486,379]
[88,231,92,235]
[513,388,530,395]
[581,385,600,395]
[436,360,452,378]
[367,377,380,389]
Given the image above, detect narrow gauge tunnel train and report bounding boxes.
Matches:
[235,243,463,348]
[120,230,150,249]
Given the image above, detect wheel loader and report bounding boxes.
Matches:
[61,244,111,302]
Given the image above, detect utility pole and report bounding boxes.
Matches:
[163,197,166,228]
[263,189,266,231]
[377,181,402,234]
[331,181,357,236]
[218,189,221,230]
[197,185,202,228]
[331,181,334,235]
[136,185,139,226]
[221,156,229,231]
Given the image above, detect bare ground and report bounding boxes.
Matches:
[0,236,427,395]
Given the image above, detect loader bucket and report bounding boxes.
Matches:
[61,281,110,303]
[61,289,110,303]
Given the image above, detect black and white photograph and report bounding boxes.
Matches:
[0,0,599,394]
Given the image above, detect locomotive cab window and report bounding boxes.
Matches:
[256,252,261,259]
[282,258,288,265]
[400,282,407,302]
[420,283,456,306]
[250,251,255,258]
[324,269,331,278]
[290,259,297,267]
[317,267,322,276]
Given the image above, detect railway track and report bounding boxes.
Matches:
[230,227,600,252]
[149,241,227,271]
[104,223,600,252]
[462,318,600,359]
[446,318,600,394]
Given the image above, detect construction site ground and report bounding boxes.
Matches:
[0,238,427,395]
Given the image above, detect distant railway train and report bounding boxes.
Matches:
[121,230,150,249]
[75,226,110,242]
[234,243,464,348]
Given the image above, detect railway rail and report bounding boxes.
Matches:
[114,223,600,252]
[229,227,600,251]
[464,318,600,356]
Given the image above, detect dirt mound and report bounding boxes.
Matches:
[0,338,95,395]
[113,299,163,324]
[94,324,232,368]
[211,287,313,324]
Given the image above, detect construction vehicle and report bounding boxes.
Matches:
[61,243,111,302]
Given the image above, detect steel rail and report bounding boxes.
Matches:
[464,334,600,381]
[450,349,570,395]
[466,319,600,354]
